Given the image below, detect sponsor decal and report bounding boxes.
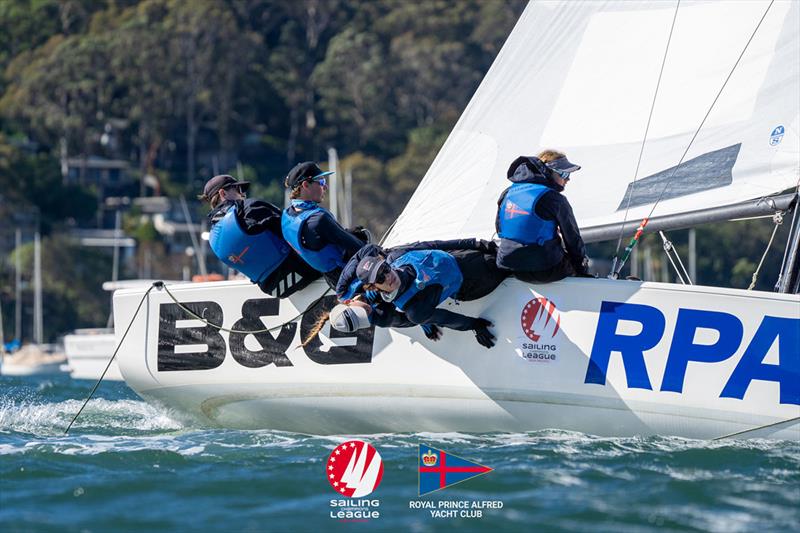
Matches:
[585,301,799,405]
[156,295,375,371]
[769,125,784,146]
[410,444,501,519]
[516,296,561,363]
[327,441,383,522]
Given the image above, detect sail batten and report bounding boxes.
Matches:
[385,0,799,247]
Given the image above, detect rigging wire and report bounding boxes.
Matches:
[658,231,690,284]
[711,416,800,441]
[612,0,776,278]
[774,190,800,291]
[65,284,157,434]
[748,211,783,290]
[612,0,681,271]
[65,279,334,433]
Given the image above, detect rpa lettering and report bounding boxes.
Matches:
[584,301,799,405]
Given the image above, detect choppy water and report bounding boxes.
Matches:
[1,375,798,532]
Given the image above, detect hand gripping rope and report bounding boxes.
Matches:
[65,281,330,434]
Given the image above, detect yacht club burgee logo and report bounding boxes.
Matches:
[409,444,502,519]
[418,444,492,495]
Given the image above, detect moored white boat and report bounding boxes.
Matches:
[1,344,69,376]
[64,329,122,381]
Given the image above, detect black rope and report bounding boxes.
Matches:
[64,284,156,434]
[158,281,330,334]
[64,280,332,434]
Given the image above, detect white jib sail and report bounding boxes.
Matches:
[384,0,799,247]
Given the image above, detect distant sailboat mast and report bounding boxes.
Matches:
[14,228,21,342]
[34,231,43,344]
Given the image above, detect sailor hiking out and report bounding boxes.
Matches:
[335,239,508,348]
[496,150,590,282]
[281,162,370,289]
[201,174,321,297]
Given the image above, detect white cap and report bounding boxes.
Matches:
[329,304,371,332]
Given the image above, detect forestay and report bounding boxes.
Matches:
[384,0,799,247]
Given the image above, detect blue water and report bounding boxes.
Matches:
[1,375,798,532]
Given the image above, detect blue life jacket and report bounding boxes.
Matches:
[497,183,557,245]
[209,207,290,283]
[391,250,463,311]
[281,202,345,273]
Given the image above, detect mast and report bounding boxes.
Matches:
[33,231,43,344]
[179,195,207,277]
[328,147,339,220]
[344,167,353,228]
[14,228,21,342]
[775,192,800,294]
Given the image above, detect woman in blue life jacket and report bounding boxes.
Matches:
[495,150,591,282]
[281,162,370,290]
[201,174,321,298]
[330,240,507,349]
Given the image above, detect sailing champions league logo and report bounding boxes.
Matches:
[517,296,561,362]
[327,441,383,521]
[327,441,384,497]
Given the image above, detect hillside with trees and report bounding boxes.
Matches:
[0,0,792,342]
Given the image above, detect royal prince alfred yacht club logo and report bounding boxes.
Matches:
[409,444,503,519]
[327,440,383,521]
[517,296,561,362]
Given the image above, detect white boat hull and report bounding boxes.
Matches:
[113,278,799,439]
[64,332,123,381]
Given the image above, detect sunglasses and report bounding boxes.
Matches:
[362,263,391,291]
[552,168,571,181]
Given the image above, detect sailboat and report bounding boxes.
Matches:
[2,232,69,376]
[112,0,799,439]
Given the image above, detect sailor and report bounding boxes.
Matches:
[495,150,590,282]
[201,174,321,297]
[336,240,507,348]
[281,162,369,289]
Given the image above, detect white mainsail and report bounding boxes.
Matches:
[384,0,799,247]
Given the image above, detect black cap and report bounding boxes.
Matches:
[356,257,388,284]
[545,156,581,173]
[284,161,335,189]
[199,175,250,201]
